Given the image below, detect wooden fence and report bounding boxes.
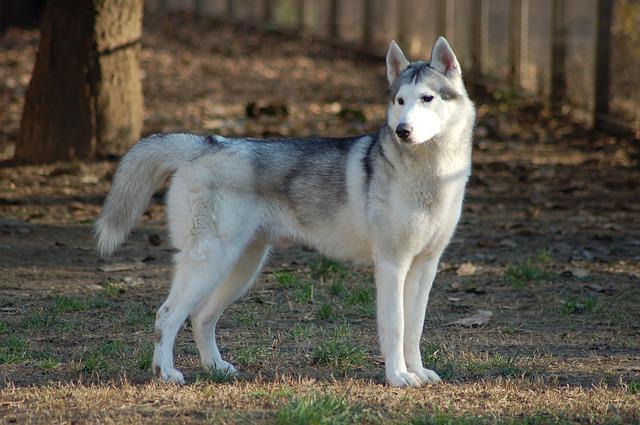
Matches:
[146,0,640,135]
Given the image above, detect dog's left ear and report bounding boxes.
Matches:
[386,40,409,85]
[430,36,461,78]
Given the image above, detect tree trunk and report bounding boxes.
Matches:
[14,0,143,163]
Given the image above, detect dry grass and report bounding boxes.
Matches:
[1,11,639,425]
[1,379,637,424]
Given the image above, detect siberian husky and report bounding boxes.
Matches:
[95,37,475,387]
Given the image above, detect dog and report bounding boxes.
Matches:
[95,37,475,387]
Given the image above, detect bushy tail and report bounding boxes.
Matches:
[94,134,207,257]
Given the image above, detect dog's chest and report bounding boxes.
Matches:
[390,176,466,255]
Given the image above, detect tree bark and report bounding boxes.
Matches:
[14,0,143,163]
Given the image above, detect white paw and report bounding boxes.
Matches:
[159,367,185,385]
[386,370,422,388]
[205,360,237,375]
[409,367,442,384]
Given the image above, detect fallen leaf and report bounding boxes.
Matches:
[571,268,590,278]
[447,310,493,327]
[456,262,476,276]
[499,239,517,248]
[122,276,144,286]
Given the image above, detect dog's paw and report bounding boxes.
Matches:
[409,367,442,384]
[159,367,185,385]
[386,370,422,388]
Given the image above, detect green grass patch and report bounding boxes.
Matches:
[346,286,374,306]
[38,357,61,370]
[81,339,151,374]
[125,303,154,327]
[329,281,346,297]
[560,297,599,315]
[505,252,553,288]
[422,343,535,381]
[0,321,8,335]
[101,282,125,297]
[237,311,259,327]
[275,393,361,425]
[310,257,348,281]
[82,341,128,373]
[53,295,92,312]
[134,341,153,370]
[195,367,236,384]
[25,295,109,331]
[294,282,314,304]
[0,335,30,364]
[318,303,333,320]
[313,325,366,370]
[291,323,314,340]
[274,271,300,289]
[24,307,59,330]
[235,344,269,366]
[626,380,639,395]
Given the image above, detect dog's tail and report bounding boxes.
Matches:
[94,134,208,257]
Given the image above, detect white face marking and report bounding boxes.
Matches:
[387,82,448,144]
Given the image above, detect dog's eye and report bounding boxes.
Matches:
[397,97,404,105]
[420,95,434,103]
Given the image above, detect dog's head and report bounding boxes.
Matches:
[386,37,466,145]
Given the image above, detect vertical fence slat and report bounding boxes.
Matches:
[397,0,408,48]
[509,0,529,88]
[470,0,489,80]
[227,0,234,19]
[296,0,305,30]
[550,0,567,109]
[328,0,338,38]
[594,0,614,128]
[362,0,373,49]
[262,0,273,23]
[437,0,455,45]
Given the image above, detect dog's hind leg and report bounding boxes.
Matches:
[402,255,441,384]
[190,239,270,374]
[152,235,253,384]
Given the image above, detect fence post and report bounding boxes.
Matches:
[470,0,488,80]
[509,0,529,88]
[594,0,614,128]
[362,0,373,49]
[397,0,408,49]
[227,0,234,20]
[262,0,273,24]
[296,0,305,31]
[328,0,338,38]
[263,0,273,23]
[437,0,455,45]
[550,0,567,110]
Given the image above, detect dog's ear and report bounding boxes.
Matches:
[386,41,409,85]
[429,36,461,78]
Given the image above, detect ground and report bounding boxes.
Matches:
[1,13,639,425]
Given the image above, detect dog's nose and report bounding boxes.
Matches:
[395,124,412,140]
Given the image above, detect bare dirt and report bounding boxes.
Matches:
[0,13,639,424]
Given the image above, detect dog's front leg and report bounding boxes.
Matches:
[374,256,421,387]
[403,256,441,384]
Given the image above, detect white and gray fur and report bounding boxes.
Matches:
[95,37,475,387]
